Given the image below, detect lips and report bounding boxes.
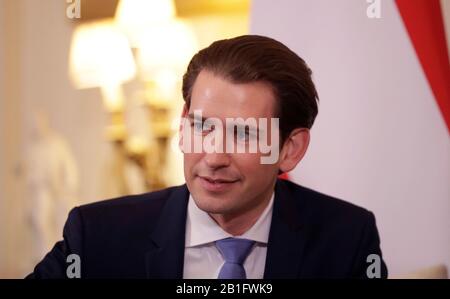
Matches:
[197,175,239,192]
[200,176,238,184]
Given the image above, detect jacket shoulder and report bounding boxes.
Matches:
[74,185,187,235]
[279,179,374,225]
[278,180,387,278]
[79,184,184,210]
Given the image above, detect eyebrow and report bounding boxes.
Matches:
[187,113,207,122]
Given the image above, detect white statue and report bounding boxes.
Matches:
[24,111,79,264]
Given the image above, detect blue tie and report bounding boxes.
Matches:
[215,238,255,279]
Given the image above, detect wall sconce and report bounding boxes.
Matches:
[69,1,198,192]
[134,19,198,190]
[69,19,135,142]
[68,20,157,191]
[116,0,197,191]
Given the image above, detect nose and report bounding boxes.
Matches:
[202,128,231,169]
[204,152,231,170]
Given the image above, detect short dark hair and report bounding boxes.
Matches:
[182,34,319,144]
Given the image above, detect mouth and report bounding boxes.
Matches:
[197,175,240,192]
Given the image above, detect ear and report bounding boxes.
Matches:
[178,104,189,151]
[278,128,310,173]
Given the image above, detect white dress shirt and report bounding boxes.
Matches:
[183,193,274,279]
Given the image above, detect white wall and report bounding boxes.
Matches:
[250,0,450,276]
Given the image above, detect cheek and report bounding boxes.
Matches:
[184,153,203,171]
[232,153,277,178]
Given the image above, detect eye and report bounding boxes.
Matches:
[234,127,254,142]
[193,121,203,133]
[236,129,249,141]
[192,120,214,135]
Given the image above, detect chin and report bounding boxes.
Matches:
[192,195,236,215]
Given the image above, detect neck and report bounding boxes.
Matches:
[209,191,273,236]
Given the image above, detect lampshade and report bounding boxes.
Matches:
[115,0,176,47]
[136,19,198,81]
[69,20,136,89]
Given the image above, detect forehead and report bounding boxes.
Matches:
[189,70,276,120]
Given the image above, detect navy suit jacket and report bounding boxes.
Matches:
[27,179,388,278]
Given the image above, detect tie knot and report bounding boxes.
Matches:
[215,238,255,264]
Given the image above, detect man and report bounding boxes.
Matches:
[28,35,388,279]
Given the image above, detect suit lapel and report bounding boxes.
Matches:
[144,180,310,278]
[263,179,309,279]
[145,185,189,278]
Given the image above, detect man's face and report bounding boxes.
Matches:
[181,70,281,217]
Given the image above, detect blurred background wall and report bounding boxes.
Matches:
[0,0,449,278]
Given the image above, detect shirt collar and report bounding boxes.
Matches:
[185,192,274,247]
